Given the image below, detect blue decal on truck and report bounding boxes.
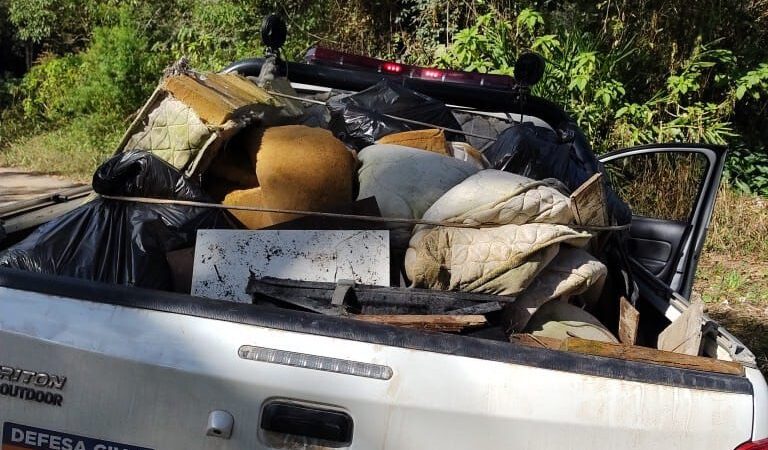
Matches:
[2,423,153,450]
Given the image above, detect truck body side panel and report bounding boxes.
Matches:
[0,288,754,450]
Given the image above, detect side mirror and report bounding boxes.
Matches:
[514,53,546,87]
[261,14,287,56]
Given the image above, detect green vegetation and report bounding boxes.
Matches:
[2,1,767,191]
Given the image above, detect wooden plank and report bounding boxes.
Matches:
[560,337,745,376]
[570,172,608,226]
[248,278,478,314]
[618,296,640,345]
[446,301,503,315]
[658,300,705,355]
[351,314,487,332]
[509,333,562,350]
[253,291,347,315]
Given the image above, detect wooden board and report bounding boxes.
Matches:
[570,172,608,226]
[351,314,487,332]
[560,337,744,376]
[192,230,390,302]
[509,333,562,350]
[618,297,640,345]
[658,300,704,355]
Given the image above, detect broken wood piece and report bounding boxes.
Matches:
[618,296,640,345]
[255,291,353,315]
[509,333,562,350]
[657,300,705,355]
[351,314,487,332]
[560,337,744,376]
[570,173,608,226]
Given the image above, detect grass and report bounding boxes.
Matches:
[694,186,768,374]
[0,114,124,182]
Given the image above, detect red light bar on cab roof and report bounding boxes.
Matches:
[305,46,515,90]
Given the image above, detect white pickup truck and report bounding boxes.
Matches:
[0,48,766,450]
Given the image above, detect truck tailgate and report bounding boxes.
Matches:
[0,285,754,450]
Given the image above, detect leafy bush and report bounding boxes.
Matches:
[162,0,264,71]
[432,6,768,195]
[736,63,768,100]
[18,17,161,122]
[19,53,83,121]
[434,8,631,150]
[8,0,58,44]
[76,23,161,116]
[725,146,768,195]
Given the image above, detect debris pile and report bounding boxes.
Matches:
[0,62,711,358]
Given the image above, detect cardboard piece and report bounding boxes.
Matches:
[657,300,705,355]
[570,173,608,226]
[618,296,640,345]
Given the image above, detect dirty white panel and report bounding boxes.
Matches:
[191,230,390,302]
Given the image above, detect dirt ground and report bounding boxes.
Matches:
[694,253,768,374]
[0,167,83,208]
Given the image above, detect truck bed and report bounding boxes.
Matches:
[0,268,760,449]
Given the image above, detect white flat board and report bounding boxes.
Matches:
[191,229,390,302]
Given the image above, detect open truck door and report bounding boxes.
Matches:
[599,144,727,299]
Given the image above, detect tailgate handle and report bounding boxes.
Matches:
[260,401,353,446]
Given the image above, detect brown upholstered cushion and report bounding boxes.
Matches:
[225,125,355,229]
[222,187,272,229]
[376,129,449,154]
[256,125,355,226]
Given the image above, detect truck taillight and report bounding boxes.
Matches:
[736,438,768,449]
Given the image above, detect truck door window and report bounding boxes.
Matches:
[604,152,708,222]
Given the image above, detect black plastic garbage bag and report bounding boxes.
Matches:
[484,122,632,224]
[328,80,464,149]
[0,151,237,290]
